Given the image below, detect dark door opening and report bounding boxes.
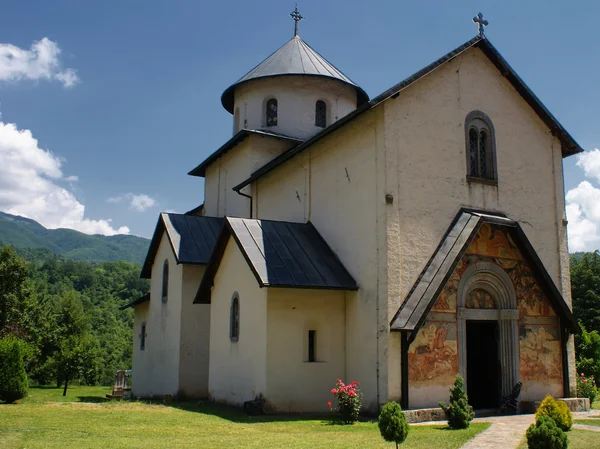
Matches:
[466,321,500,409]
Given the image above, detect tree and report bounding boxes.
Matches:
[570,251,600,333]
[378,402,409,448]
[575,324,600,385]
[0,246,30,333]
[439,375,475,429]
[0,336,29,403]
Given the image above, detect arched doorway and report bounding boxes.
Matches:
[457,262,519,409]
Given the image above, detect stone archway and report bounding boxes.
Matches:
[457,262,520,399]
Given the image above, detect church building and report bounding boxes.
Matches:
[125,10,583,413]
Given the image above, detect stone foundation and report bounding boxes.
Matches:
[521,397,590,413]
[404,408,447,423]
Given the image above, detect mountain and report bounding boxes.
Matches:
[0,212,150,264]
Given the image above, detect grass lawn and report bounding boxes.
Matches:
[593,399,600,411]
[518,428,600,449]
[0,387,490,449]
[574,418,600,427]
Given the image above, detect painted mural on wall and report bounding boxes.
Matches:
[519,324,562,384]
[408,321,458,387]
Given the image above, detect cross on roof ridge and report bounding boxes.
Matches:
[473,12,489,37]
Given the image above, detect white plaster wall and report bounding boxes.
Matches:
[202,135,294,218]
[133,233,183,398]
[382,47,576,401]
[253,110,385,413]
[178,264,210,398]
[266,288,346,412]
[208,239,268,405]
[233,76,357,140]
[131,301,149,397]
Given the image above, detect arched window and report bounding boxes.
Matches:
[315,100,327,128]
[230,292,240,342]
[161,260,169,303]
[266,98,278,127]
[465,111,496,182]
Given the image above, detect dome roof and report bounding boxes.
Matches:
[221,36,369,114]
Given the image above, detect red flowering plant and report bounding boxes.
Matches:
[577,373,597,406]
[328,379,362,423]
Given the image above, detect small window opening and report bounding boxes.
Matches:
[315,100,327,128]
[466,111,496,182]
[266,98,278,127]
[234,108,240,133]
[162,260,169,303]
[308,330,316,362]
[140,323,146,351]
[230,293,240,342]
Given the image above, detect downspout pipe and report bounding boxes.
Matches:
[235,189,253,218]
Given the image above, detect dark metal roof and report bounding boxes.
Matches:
[195,217,358,303]
[389,209,578,336]
[140,213,223,279]
[185,203,204,216]
[119,293,150,310]
[188,129,303,178]
[221,36,369,114]
[233,36,583,192]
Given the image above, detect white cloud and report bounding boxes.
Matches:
[0,121,128,236]
[0,37,79,87]
[576,148,600,184]
[566,178,600,252]
[107,193,156,212]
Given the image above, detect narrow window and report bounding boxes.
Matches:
[315,100,327,128]
[230,293,240,342]
[266,98,278,127]
[234,107,240,133]
[308,330,316,362]
[465,111,496,182]
[162,260,169,303]
[140,323,146,350]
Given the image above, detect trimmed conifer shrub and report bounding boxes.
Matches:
[535,395,573,432]
[526,414,568,449]
[0,337,29,403]
[439,375,475,429]
[378,402,409,448]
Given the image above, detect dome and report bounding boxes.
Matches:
[221,36,369,114]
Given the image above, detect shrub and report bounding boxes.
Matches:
[378,402,409,448]
[526,414,568,449]
[577,373,597,406]
[439,375,475,429]
[329,379,362,424]
[535,395,573,432]
[0,336,29,403]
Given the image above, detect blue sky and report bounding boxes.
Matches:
[0,0,598,248]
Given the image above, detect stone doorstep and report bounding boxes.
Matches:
[524,397,590,413]
[404,408,446,423]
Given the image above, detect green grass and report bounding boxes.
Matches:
[518,428,600,449]
[593,400,600,411]
[574,418,600,427]
[0,387,490,449]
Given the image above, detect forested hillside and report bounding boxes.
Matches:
[0,212,150,264]
[0,245,149,387]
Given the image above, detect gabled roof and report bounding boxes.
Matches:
[195,217,358,304]
[233,36,583,192]
[389,209,578,336]
[221,36,369,114]
[188,129,302,178]
[141,213,223,279]
[119,293,150,310]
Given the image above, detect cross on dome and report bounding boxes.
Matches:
[473,12,489,37]
[290,4,304,37]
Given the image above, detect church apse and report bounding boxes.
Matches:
[408,223,563,408]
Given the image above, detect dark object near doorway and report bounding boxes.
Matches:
[500,382,523,414]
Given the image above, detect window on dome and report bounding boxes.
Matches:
[315,100,327,128]
[266,98,278,127]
